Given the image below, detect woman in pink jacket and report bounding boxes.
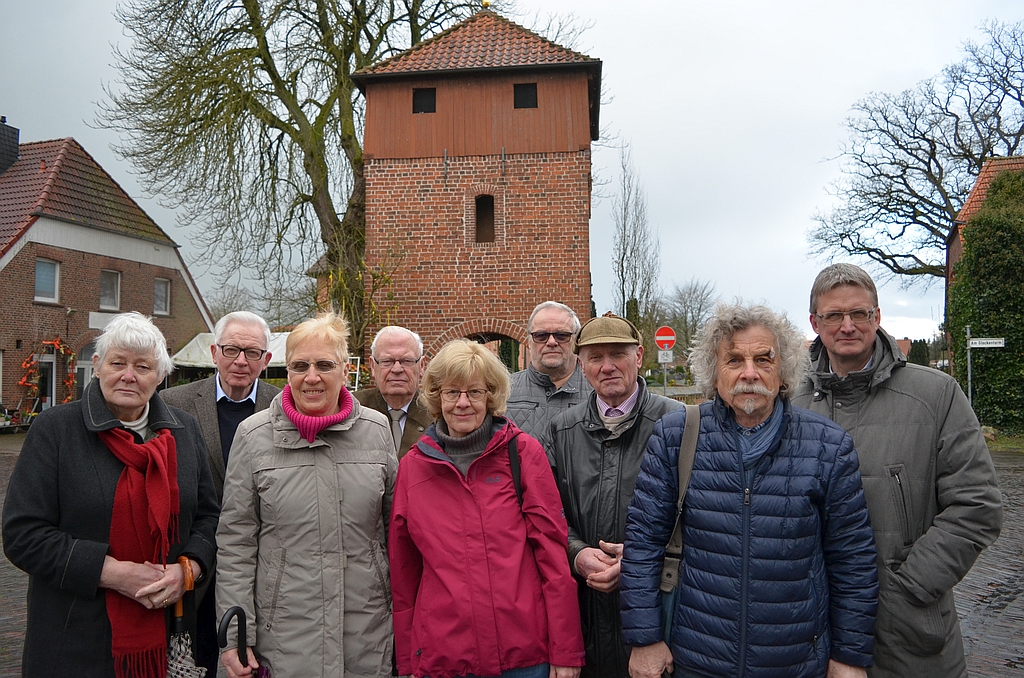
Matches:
[390,339,584,678]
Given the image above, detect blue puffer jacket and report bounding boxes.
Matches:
[621,398,878,677]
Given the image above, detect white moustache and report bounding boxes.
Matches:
[730,384,773,397]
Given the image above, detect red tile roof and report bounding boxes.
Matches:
[355,10,598,79]
[956,156,1024,226]
[0,138,174,258]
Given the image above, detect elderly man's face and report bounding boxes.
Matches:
[371,332,423,407]
[715,325,781,428]
[211,321,271,401]
[579,343,643,408]
[528,307,577,377]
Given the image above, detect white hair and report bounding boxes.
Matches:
[214,311,272,348]
[370,326,424,358]
[95,312,175,379]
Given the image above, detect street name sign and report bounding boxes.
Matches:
[969,338,1005,348]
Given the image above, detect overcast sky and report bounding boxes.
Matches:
[2,0,1021,340]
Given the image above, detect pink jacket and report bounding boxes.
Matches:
[389,419,585,678]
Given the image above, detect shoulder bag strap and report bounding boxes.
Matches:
[508,433,523,507]
[659,404,700,593]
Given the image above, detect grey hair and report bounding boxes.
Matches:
[809,264,878,313]
[214,311,272,348]
[370,326,424,358]
[527,301,582,333]
[690,302,809,400]
[95,312,175,379]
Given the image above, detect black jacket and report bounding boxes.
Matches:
[2,378,220,677]
[544,380,681,678]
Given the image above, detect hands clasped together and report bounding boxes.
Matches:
[99,555,200,610]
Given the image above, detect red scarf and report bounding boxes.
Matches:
[97,426,180,678]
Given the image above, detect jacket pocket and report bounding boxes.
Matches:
[370,540,392,610]
[260,547,287,631]
[886,464,914,547]
[879,583,952,656]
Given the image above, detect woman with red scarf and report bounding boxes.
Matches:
[3,312,219,677]
[216,312,397,678]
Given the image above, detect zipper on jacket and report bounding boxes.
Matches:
[737,444,752,678]
[266,548,287,630]
[888,466,914,546]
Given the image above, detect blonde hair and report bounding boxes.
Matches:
[286,312,350,364]
[419,339,511,420]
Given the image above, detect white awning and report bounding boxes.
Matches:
[171,332,290,368]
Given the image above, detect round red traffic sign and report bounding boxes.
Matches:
[654,326,676,350]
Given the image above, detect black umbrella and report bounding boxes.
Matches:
[219,606,271,677]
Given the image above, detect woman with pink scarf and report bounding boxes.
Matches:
[216,312,397,678]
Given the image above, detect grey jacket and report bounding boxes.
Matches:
[792,329,1002,678]
[544,380,681,678]
[161,376,280,503]
[507,363,592,439]
[216,393,397,677]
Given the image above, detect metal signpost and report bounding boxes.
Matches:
[965,324,1005,406]
[655,326,676,396]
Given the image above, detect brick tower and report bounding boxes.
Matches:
[352,9,601,357]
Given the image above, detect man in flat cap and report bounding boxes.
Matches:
[543,313,681,678]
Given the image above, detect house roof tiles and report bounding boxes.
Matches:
[956,156,1024,225]
[0,137,174,258]
[354,10,598,81]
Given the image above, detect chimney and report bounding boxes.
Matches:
[0,117,20,176]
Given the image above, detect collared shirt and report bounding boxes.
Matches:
[596,382,640,418]
[216,375,261,404]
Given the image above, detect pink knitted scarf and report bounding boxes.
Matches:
[281,384,354,442]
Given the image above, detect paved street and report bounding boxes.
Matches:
[0,432,1021,674]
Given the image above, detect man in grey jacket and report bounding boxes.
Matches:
[792,263,1002,678]
[507,301,592,438]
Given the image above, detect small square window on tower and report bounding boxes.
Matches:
[413,88,436,114]
[514,83,538,109]
[475,195,495,242]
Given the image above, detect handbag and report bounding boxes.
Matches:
[659,404,700,642]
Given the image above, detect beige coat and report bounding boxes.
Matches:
[217,393,397,677]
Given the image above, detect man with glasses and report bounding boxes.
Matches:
[161,310,278,674]
[793,263,1002,678]
[507,301,592,438]
[355,325,431,458]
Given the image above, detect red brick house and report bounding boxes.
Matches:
[348,9,601,357]
[0,120,212,413]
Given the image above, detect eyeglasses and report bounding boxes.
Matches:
[375,357,420,369]
[218,344,268,361]
[287,360,341,373]
[440,389,489,402]
[530,331,573,344]
[815,309,877,326]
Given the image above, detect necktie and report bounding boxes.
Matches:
[388,409,405,453]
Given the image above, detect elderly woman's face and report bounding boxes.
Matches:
[287,338,347,417]
[440,377,489,438]
[93,348,163,421]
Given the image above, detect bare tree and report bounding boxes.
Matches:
[811,20,1024,282]
[661,278,718,351]
[611,143,660,339]
[99,0,503,351]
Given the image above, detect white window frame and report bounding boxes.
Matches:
[153,278,171,315]
[99,270,121,311]
[34,258,60,303]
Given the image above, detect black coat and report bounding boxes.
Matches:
[544,380,681,678]
[2,378,220,677]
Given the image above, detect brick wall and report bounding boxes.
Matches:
[362,150,592,357]
[0,242,209,408]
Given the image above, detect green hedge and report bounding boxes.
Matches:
[947,170,1024,433]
